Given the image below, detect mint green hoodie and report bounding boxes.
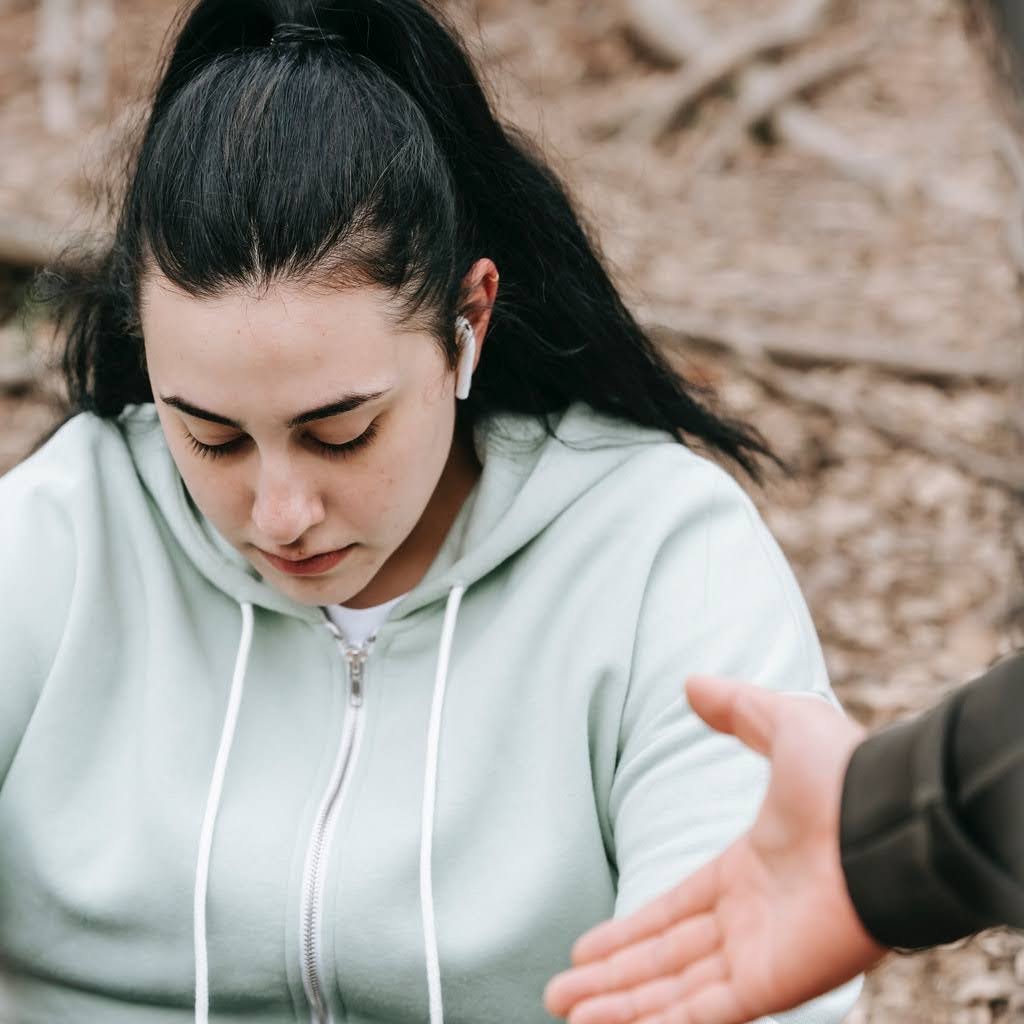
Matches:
[0,401,860,1023]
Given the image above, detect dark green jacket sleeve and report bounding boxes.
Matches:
[839,651,1024,949]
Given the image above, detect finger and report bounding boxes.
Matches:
[569,858,719,965]
[566,953,728,1024]
[629,979,747,1024]
[685,676,787,757]
[545,914,719,1016]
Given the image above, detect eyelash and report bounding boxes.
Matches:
[184,422,379,461]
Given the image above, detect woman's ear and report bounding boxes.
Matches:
[459,258,500,366]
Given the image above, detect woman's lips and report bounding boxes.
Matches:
[259,545,355,577]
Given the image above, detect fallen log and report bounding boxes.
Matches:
[749,361,1024,494]
[643,307,1022,385]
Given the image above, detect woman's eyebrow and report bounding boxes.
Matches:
[160,389,389,429]
[288,390,390,427]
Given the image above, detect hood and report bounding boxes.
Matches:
[119,401,673,622]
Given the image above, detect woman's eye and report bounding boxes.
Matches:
[312,421,380,458]
[185,431,248,460]
[183,421,380,461]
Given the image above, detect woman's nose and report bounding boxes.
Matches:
[251,463,326,547]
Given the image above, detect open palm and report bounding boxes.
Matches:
[545,676,886,1024]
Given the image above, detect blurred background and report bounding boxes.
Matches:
[1,0,1022,1020]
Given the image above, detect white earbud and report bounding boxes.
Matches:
[454,316,476,400]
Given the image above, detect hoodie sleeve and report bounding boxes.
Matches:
[608,460,862,1024]
[0,441,78,792]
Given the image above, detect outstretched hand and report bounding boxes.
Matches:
[544,676,886,1024]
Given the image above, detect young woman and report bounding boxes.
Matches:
[0,2,862,1022]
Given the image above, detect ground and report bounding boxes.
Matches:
[0,0,1021,1020]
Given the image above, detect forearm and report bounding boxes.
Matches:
[838,651,1024,949]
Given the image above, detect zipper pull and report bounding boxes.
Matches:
[344,643,372,707]
[322,617,374,707]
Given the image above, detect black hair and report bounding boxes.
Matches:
[38,0,778,479]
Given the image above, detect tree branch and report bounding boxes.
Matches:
[692,38,870,173]
[622,0,1002,218]
[618,0,836,144]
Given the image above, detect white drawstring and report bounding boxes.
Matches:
[420,584,466,1024]
[189,591,459,1023]
[194,601,254,1024]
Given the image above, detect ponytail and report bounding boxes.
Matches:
[41,0,777,478]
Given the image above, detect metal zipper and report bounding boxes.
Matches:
[299,627,374,1024]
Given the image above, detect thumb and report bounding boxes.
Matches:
[685,676,788,757]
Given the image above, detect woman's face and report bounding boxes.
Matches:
[140,268,494,607]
